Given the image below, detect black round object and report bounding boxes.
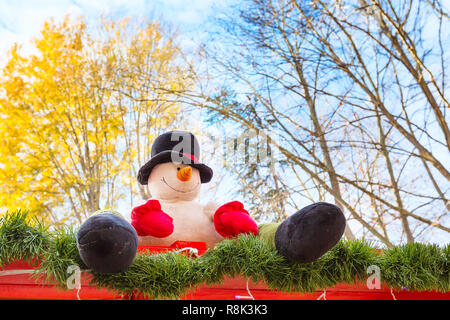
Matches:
[76,212,138,274]
[274,202,346,264]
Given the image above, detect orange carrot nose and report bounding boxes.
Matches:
[177,166,192,181]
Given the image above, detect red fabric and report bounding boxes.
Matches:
[214,201,258,238]
[182,153,199,162]
[131,200,174,238]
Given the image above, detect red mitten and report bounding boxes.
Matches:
[131,200,174,238]
[214,201,258,238]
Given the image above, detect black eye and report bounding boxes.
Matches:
[177,167,180,171]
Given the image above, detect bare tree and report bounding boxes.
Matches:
[186,0,449,245]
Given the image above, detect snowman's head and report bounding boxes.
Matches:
[147,162,201,201]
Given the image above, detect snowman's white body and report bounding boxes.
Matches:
[138,199,223,248]
[137,162,224,248]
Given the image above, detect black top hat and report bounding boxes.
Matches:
[137,131,213,185]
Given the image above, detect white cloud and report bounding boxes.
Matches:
[0,1,83,61]
[0,0,222,64]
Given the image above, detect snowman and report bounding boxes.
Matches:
[76,131,346,274]
[131,130,258,248]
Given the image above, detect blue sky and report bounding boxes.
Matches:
[0,0,222,64]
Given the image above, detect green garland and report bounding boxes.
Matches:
[0,210,449,299]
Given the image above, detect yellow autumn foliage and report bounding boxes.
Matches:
[0,15,193,225]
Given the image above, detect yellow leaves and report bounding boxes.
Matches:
[0,15,194,225]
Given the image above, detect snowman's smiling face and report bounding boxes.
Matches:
[147,162,201,201]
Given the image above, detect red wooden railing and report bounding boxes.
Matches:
[1,241,448,300]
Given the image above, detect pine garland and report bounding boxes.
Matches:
[0,210,449,299]
[0,209,50,267]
